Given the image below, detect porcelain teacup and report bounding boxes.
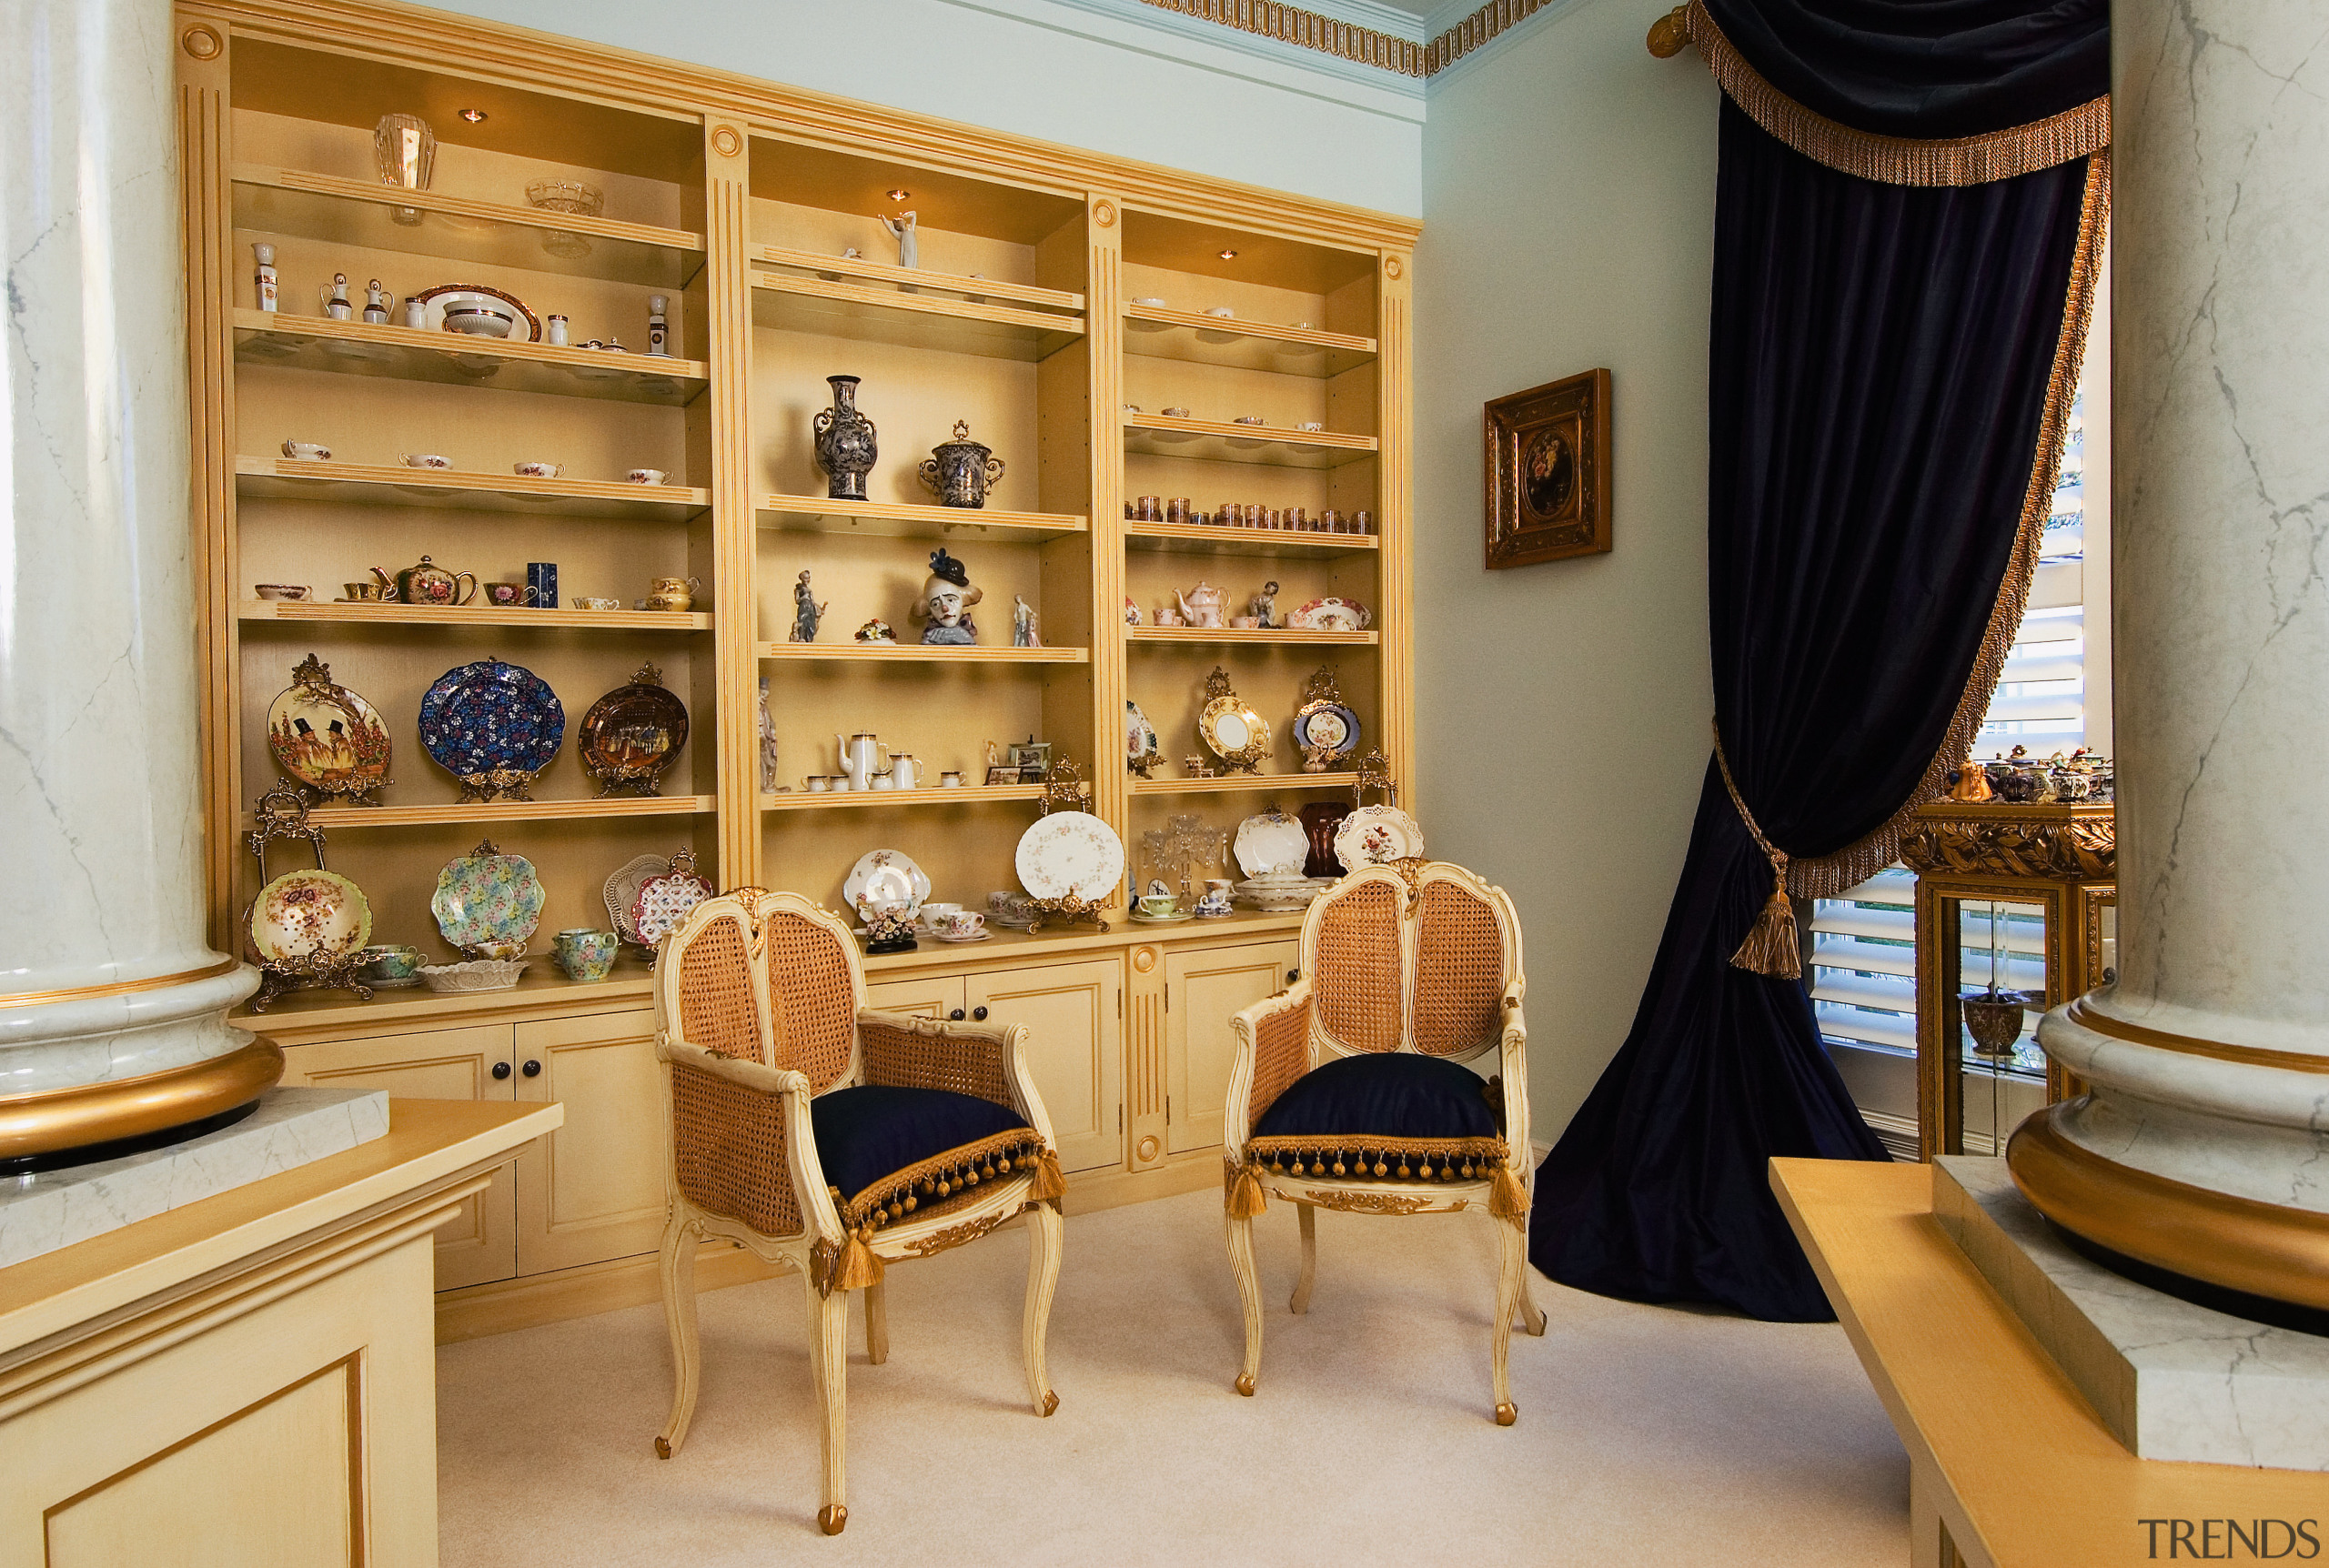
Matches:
[627,468,667,485]
[473,938,528,961]
[341,581,383,602]
[1205,307,1235,318]
[484,582,534,607]
[940,770,964,787]
[282,440,331,461]
[514,461,563,479]
[255,583,311,601]
[1138,893,1180,919]
[934,910,985,940]
[552,929,619,981]
[919,902,963,930]
[1161,407,1191,419]
[356,944,422,984]
[401,453,451,468]
[572,596,620,610]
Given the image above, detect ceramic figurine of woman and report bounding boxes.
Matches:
[879,210,918,269]
[757,676,780,790]
[1250,580,1279,628]
[1013,594,1040,648]
[790,570,827,643]
[914,548,981,645]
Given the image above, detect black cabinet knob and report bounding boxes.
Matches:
[491,1061,512,1081]
[521,1060,542,1078]
[949,1009,966,1020]
[1287,969,1300,984]
[973,1006,988,1021]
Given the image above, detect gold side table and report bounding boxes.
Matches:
[1897,801,2115,1161]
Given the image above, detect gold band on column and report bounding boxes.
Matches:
[0,1040,285,1163]
[2007,1109,2329,1311]
[2063,996,2329,1074]
[0,956,242,1011]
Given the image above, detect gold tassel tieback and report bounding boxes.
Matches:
[832,1223,884,1292]
[1489,1161,1528,1221]
[1028,1148,1068,1203]
[1226,1161,1267,1218]
[1712,728,1801,980]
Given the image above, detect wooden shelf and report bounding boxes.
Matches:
[758,494,1085,540]
[245,795,717,829]
[760,641,1088,663]
[1132,773,1358,795]
[1124,520,1378,558]
[1124,304,1375,378]
[231,311,709,405]
[238,600,711,631]
[1122,415,1376,470]
[756,246,1081,314]
[761,784,1047,811]
[751,271,1083,361]
[232,164,706,287]
[236,457,711,519]
[1126,627,1377,647]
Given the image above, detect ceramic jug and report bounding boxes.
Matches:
[834,731,888,791]
[371,555,477,606]
[888,753,923,789]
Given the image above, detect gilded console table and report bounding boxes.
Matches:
[1897,801,2115,1161]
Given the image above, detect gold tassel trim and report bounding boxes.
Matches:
[1713,733,1800,979]
[1683,0,2109,187]
[1783,150,2112,899]
[1489,1161,1528,1221]
[1226,1161,1268,1218]
[1247,1133,1510,1184]
[834,1129,1048,1232]
[1027,1148,1068,1203]
[830,1224,885,1292]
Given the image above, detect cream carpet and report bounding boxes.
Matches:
[438,1190,1907,1563]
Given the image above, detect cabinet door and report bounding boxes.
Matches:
[966,960,1123,1174]
[863,974,966,1020]
[513,1009,667,1277]
[1166,940,1301,1155]
[277,1024,517,1291]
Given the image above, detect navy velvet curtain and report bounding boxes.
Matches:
[1531,1,2106,1322]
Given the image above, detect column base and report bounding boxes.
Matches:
[0,1039,286,1168]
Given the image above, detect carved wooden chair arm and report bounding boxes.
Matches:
[1497,997,1531,1173]
[855,1009,1057,1148]
[1225,980,1315,1151]
[659,1035,810,1099]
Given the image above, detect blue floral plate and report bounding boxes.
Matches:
[418,658,564,802]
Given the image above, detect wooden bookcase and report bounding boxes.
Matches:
[177,0,1417,1335]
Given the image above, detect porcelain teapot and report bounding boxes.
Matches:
[834,731,890,791]
[370,555,478,606]
[1175,580,1225,628]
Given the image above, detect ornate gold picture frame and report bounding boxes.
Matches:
[1485,367,1611,568]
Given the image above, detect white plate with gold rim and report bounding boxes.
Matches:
[1334,806,1424,871]
[1233,808,1308,879]
[1015,811,1125,902]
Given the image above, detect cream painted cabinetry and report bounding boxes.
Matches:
[1165,940,1299,1156]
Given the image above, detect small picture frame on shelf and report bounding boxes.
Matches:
[1484,367,1611,568]
[985,765,1023,786]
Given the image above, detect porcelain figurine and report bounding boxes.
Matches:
[1947,765,1994,802]
[362,278,390,326]
[1249,580,1279,628]
[879,209,918,269]
[647,295,669,357]
[914,549,981,645]
[253,243,278,312]
[918,419,1006,508]
[790,569,827,643]
[1013,595,1041,648]
[371,555,478,607]
[321,273,353,320]
[1124,596,1142,626]
[812,374,878,501]
[855,617,895,643]
[758,676,781,792]
[1175,581,1226,628]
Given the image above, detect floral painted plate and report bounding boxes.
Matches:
[249,868,372,963]
[1287,597,1373,632]
[842,849,932,913]
[1234,808,1309,879]
[1015,810,1126,901]
[432,839,546,956]
[1291,700,1360,761]
[418,658,565,800]
[634,849,713,948]
[604,852,670,944]
[1334,805,1426,872]
[267,655,391,803]
[1124,699,1161,771]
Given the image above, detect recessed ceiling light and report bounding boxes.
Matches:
[887,188,911,202]
[458,108,488,123]
[1218,248,1238,260]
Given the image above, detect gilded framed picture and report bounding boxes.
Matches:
[1484,367,1611,568]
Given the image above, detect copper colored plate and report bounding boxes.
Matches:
[580,678,689,787]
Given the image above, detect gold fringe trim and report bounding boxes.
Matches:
[1226,1161,1268,1218]
[1685,0,2109,187]
[1713,731,1801,979]
[833,1129,1050,1231]
[1247,1133,1510,1184]
[1788,149,2112,899]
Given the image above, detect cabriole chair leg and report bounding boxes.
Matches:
[1493,1216,1525,1426]
[1517,1260,1548,1336]
[863,1278,889,1366]
[1225,1210,1264,1395]
[805,1275,851,1533]
[654,1215,701,1460]
[1290,1201,1317,1314]
[1023,1200,1064,1415]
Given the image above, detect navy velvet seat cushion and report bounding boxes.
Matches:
[811,1084,1031,1204]
[1252,1051,1498,1143]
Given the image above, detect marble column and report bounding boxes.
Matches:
[2013,0,2329,1307]
[0,0,272,1164]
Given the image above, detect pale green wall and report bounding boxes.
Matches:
[1415,0,1720,1141]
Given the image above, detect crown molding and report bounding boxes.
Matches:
[985,0,1428,99]
[1422,0,1587,86]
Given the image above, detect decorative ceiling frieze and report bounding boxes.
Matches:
[1127,0,1567,78]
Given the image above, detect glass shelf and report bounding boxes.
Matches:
[1126,627,1377,647]
[760,642,1088,663]
[247,795,717,829]
[237,600,711,631]
[1124,520,1377,558]
[1131,774,1358,795]
[1123,304,1374,378]
[757,494,1085,540]
[761,784,1047,811]
[237,457,711,520]
[1123,415,1376,470]
[232,312,709,405]
[751,272,1083,361]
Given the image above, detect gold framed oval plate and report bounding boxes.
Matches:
[1197,666,1270,773]
[267,654,392,804]
[580,663,690,798]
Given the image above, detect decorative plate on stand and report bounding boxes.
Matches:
[1287,597,1372,632]
[842,849,932,914]
[604,852,670,944]
[1234,808,1309,878]
[418,658,565,802]
[249,868,373,964]
[1291,665,1360,767]
[1124,699,1162,775]
[1195,666,1270,773]
[1016,811,1125,902]
[408,281,544,341]
[633,849,713,948]
[580,663,689,797]
[1334,806,1426,872]
[267,654,392,804]
[431,839,546,957]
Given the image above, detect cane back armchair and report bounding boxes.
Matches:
[1223,858,1546,1423]
[651,889,1067,1534]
